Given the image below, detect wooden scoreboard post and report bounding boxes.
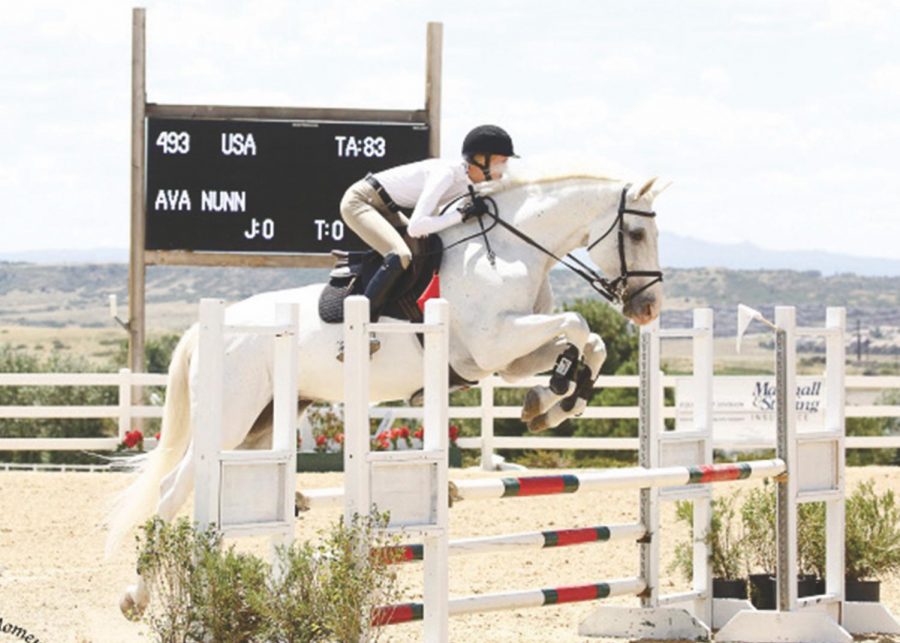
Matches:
[128,7,442,373]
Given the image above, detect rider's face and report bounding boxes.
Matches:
[469,155,510,182]
[488,156,509,180]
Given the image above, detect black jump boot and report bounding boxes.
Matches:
[364,252,405,321]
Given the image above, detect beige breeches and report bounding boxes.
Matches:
[340,179,412,268]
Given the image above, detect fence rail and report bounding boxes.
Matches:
[0,369,166,451]
[0,370,898,465]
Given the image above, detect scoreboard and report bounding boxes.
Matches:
[145,118,430,254]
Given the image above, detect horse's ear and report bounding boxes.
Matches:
[630,177,673,201]
[651,178,673,198]
[630,177,658,200]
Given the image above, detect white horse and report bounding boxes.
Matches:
[109,174,666,617]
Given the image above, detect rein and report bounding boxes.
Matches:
[441,185,663,305]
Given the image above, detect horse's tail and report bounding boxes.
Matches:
[104,324,198,559]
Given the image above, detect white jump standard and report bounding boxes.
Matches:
[194,299,299,546]
[338,303,900,642]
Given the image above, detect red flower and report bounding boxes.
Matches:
[123,430,143,449]
[154,432,160,441]
[449,425,460,443]
[389,427,402,440]
[335,433,344,445]
[315,435,328,447]
[399,426,410,439]
[414,428,424,440]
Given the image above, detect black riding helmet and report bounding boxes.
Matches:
[462,125,518,181]
[461,124,518,161]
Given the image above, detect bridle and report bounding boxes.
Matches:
[580,185,664,303]
[441,184,663,306]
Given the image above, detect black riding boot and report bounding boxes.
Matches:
[364,253,405,321]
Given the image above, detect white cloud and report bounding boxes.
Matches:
[814,0,899,32]
[618,93,792,150]
[1,0,899,259]
[868,64,900,97]
[700,66,731,95]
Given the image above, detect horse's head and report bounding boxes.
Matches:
[587,178,666,325]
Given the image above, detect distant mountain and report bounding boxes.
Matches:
[0,247,128,264]
[2,232,898,275]
[659,232,900,277]
[1,262,897,338]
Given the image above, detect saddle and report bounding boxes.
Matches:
[318,231,443,325]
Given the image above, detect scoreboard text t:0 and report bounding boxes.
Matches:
[145,118,430,254]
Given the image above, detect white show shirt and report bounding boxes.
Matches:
[373,158,472,238]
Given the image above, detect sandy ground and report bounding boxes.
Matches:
[2,467,900,643]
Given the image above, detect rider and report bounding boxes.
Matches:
[339,124,517,318]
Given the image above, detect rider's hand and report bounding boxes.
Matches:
[459,194,488,222]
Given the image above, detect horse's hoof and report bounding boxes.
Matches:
[521,388,543,422]
[120,586,146,621]
[528,413,551,433]
[295,491,310,514]
[449,481,462,507]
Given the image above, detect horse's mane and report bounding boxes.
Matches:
[478,165,623,197]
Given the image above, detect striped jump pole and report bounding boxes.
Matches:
[299,459,786,511]
[381,523,647,562]
[373,577,646,626]
[450,459,785,502]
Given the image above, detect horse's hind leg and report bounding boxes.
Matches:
[121,447,197,620]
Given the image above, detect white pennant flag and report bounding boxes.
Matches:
[736,304,764,353]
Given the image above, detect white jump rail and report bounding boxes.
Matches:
[193,298,299,555]
[342,295,450,641]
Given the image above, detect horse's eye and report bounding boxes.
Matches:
[628,228,646,242]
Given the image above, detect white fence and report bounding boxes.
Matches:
[0,369,898,469]
[0,369,166,452]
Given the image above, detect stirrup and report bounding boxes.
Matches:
[335,334,382,362]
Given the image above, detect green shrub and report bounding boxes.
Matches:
[739,483,826,577]
[845,480,900,581]
[672,493,746,581]
[740,484,777,574]
[0,345,117,465]
[137,513,403,642]
[109,333,182,373]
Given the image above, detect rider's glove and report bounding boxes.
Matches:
[459,187,488,222]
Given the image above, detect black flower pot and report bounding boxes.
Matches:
[296,444,463,472]
[713,577,748,599]
[748,573,776,609]
[748,574,825,609]
[845,577,880,602]
[297,451,344,472]
[797,574,820,598]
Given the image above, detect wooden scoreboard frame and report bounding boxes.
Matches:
[128,7,442,373]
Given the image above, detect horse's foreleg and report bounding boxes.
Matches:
[499,337,569,382]
[473,312,591,375]
[499,337,569,422]
[527,333,607,432]
[471,312,591,426]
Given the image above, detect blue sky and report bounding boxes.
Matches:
[1,0,898,259]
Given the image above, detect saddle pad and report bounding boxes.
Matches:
[318,233,444,325]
